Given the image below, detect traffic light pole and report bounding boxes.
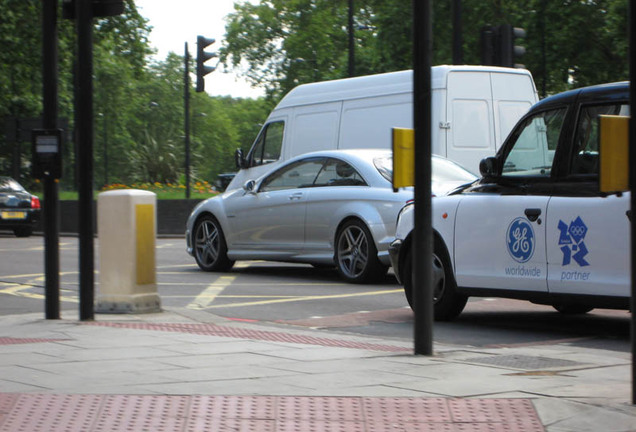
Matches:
[184,43,191,199]
[76,0,95,321]
[42,0,60,320]
[412,0,434,355]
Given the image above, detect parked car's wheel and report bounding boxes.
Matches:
[402,240,467,321]
[335,219,387,283]
[552,303,593,314]
[193,214,234,272]
[13,227,32,238]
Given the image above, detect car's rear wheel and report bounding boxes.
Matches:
[335,219,387,283]
[193,214,234,272]
[402,240,467,321]
[13,227,32,238]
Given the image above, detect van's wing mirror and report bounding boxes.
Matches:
[479,156,498,178]
[235,148,245,169]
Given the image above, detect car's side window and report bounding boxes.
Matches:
[313,158,367,187]
[502,108,567,178]
[248,121,284,167]
[260,158,326,192]
[569,103,629,176]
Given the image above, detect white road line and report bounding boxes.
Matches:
[187,276,235,310]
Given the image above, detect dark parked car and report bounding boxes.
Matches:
[0,177,41,237]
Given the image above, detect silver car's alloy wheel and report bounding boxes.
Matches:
[195,219,220,267]
[193,215,234,272]
[337,224,370,279]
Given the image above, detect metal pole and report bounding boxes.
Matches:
[629,0,636,406]
[77,0,95,321]
[42,0,60,320]
[413,0,434,355]
[348,0,355,77]
[452,0,463,64]
[185,42,191,199]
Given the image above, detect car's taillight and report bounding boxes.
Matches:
[31,196,41,209]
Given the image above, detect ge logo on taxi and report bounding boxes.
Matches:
[506,218,535,263]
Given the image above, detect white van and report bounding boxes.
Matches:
[231,65,538,191]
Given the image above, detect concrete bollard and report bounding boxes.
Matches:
[96,190,161,313]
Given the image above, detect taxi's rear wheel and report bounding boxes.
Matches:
[403,240,467,321]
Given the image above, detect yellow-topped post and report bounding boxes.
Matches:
[96,189,161,313]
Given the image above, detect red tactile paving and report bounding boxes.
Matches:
[82,322,412,352]
[0,394,545,432]
[0,337,69,346]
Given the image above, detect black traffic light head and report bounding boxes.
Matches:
[196,36,217,93]
[498,24,526,68]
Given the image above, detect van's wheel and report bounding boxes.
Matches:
[552,304,593,314]
[402,241,467,321]
[193,214,234,272]
[335,219,387,283]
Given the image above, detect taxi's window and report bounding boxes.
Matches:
[249,121,284,167]
[569,103,629,175]
[502,108,566,177]
[260,158,325,192]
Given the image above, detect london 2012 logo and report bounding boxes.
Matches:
[506,217,535,263]
[558,216,589,267]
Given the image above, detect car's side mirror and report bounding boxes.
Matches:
[243,180,256,194]
[235,148,245,169]
[479,156,498,177]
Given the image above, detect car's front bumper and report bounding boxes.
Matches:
[388,238,403,284]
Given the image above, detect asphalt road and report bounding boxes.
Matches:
[0,234,630,353]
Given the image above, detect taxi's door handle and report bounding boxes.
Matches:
[524,208,541,222]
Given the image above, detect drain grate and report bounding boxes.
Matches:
[465,354,582,370]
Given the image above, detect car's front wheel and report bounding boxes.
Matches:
[335,219,387,283]
[192,214,234,272]
[402,240,467,321]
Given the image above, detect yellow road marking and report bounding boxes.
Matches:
[203,289,402,309]
[187,276,236,310]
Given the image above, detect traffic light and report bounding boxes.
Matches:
[480,26,496,66]
[498,24,526,68]
[196,36,216,93]
[480,24,526,68]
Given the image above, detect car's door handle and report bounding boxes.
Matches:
[288,192,303,201]
[524,208,542,222]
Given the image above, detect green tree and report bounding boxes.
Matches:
[220,0,629,99]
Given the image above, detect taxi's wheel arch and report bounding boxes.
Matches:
[192,213,235,272]
[334,218,387,284]
[402,234,467,321]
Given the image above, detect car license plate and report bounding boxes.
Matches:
[1,211,26,220]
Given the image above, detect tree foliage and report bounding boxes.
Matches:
[221,0,629,98]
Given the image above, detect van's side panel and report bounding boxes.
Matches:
[445,72,495,173]
[286,102,342,159]
[339,94,412,150]
[491,73,537,151]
